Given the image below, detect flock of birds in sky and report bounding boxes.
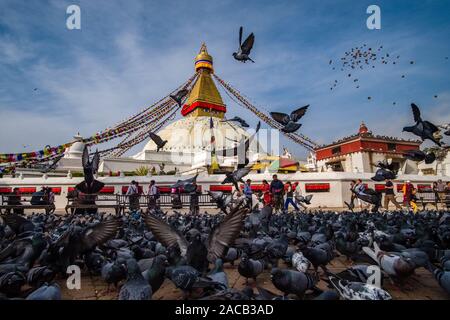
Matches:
[327,44,448,104]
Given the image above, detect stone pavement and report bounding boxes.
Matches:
[58,255,449,300]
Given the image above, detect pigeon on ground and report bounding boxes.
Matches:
[26,266,55,288]
[141,254,168,294]
[0,270,26,297]
[222,247,241,266]
[327,273,391,300]
[336,265,382,285]
[270,268,319,298]
[166,265,224,298]
[170,89,189,108]
[264,234,289,267]
[403,103,441,146]
[101,260,127,290]
[270,105,309,133]
[148,132,168,152]
[233,26,255,63]
[426,262,450,294]
[300,244,334,273]
[26,283,61,300]
[238,253,265,284]
[119,259,152,300]
[363,242,416,280]
[221,116,249,127]
[207,259,229,289]
[292,250,311,272]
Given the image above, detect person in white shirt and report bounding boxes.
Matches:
[148,180,159,210]
[293,182,307,210]
[126,180,140,212]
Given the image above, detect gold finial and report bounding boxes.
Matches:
[195,43,213,72]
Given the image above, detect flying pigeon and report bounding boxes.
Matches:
[221,116,249,128]
[170,89,189,108]
[171,174,198,192]
[221,166,252,190]
[76,146,104,194]
[143,208,247,263]
[270,105,309,133]
[295,194,313,205]
[403,149,436,164]
[148,132,168,152]
[371,167,396,181]
[34,154,64,174]
[216,121,260,168]
[403,103,441,146]
[208,191,233,213]
[438,123,450,136]
[233,26,255,63]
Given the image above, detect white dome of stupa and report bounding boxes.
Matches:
[134,116,263,157]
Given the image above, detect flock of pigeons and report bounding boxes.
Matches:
[0,205,449,300]
[328,44,445,103]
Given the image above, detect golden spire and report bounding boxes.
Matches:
[181,43,226,118]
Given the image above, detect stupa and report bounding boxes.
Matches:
[101,44,265,174]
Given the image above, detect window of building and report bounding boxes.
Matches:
[331,146,341,154]
[327,161,344,172]
[387,143,396,151]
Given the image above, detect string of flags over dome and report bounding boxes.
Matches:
[1,42,319,168]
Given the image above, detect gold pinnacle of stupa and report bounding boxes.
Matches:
[181,43,227,118]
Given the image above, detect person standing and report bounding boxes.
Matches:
[262,180,272,206]
[284,181,299,212]
[148,180,159,210]
[436,179,446,207]
[270,174,284,213]
[189,182,200,214]
[126,180,140,213]
[293,182,307,210]
[243,179,253,209]
[402,180,414,211]
[171,186,182,209]
[384,178,401,210]
[8,187,23,214]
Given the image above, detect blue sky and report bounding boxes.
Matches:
[0,0,449,157]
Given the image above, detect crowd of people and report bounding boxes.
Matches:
[123,175,450,215]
